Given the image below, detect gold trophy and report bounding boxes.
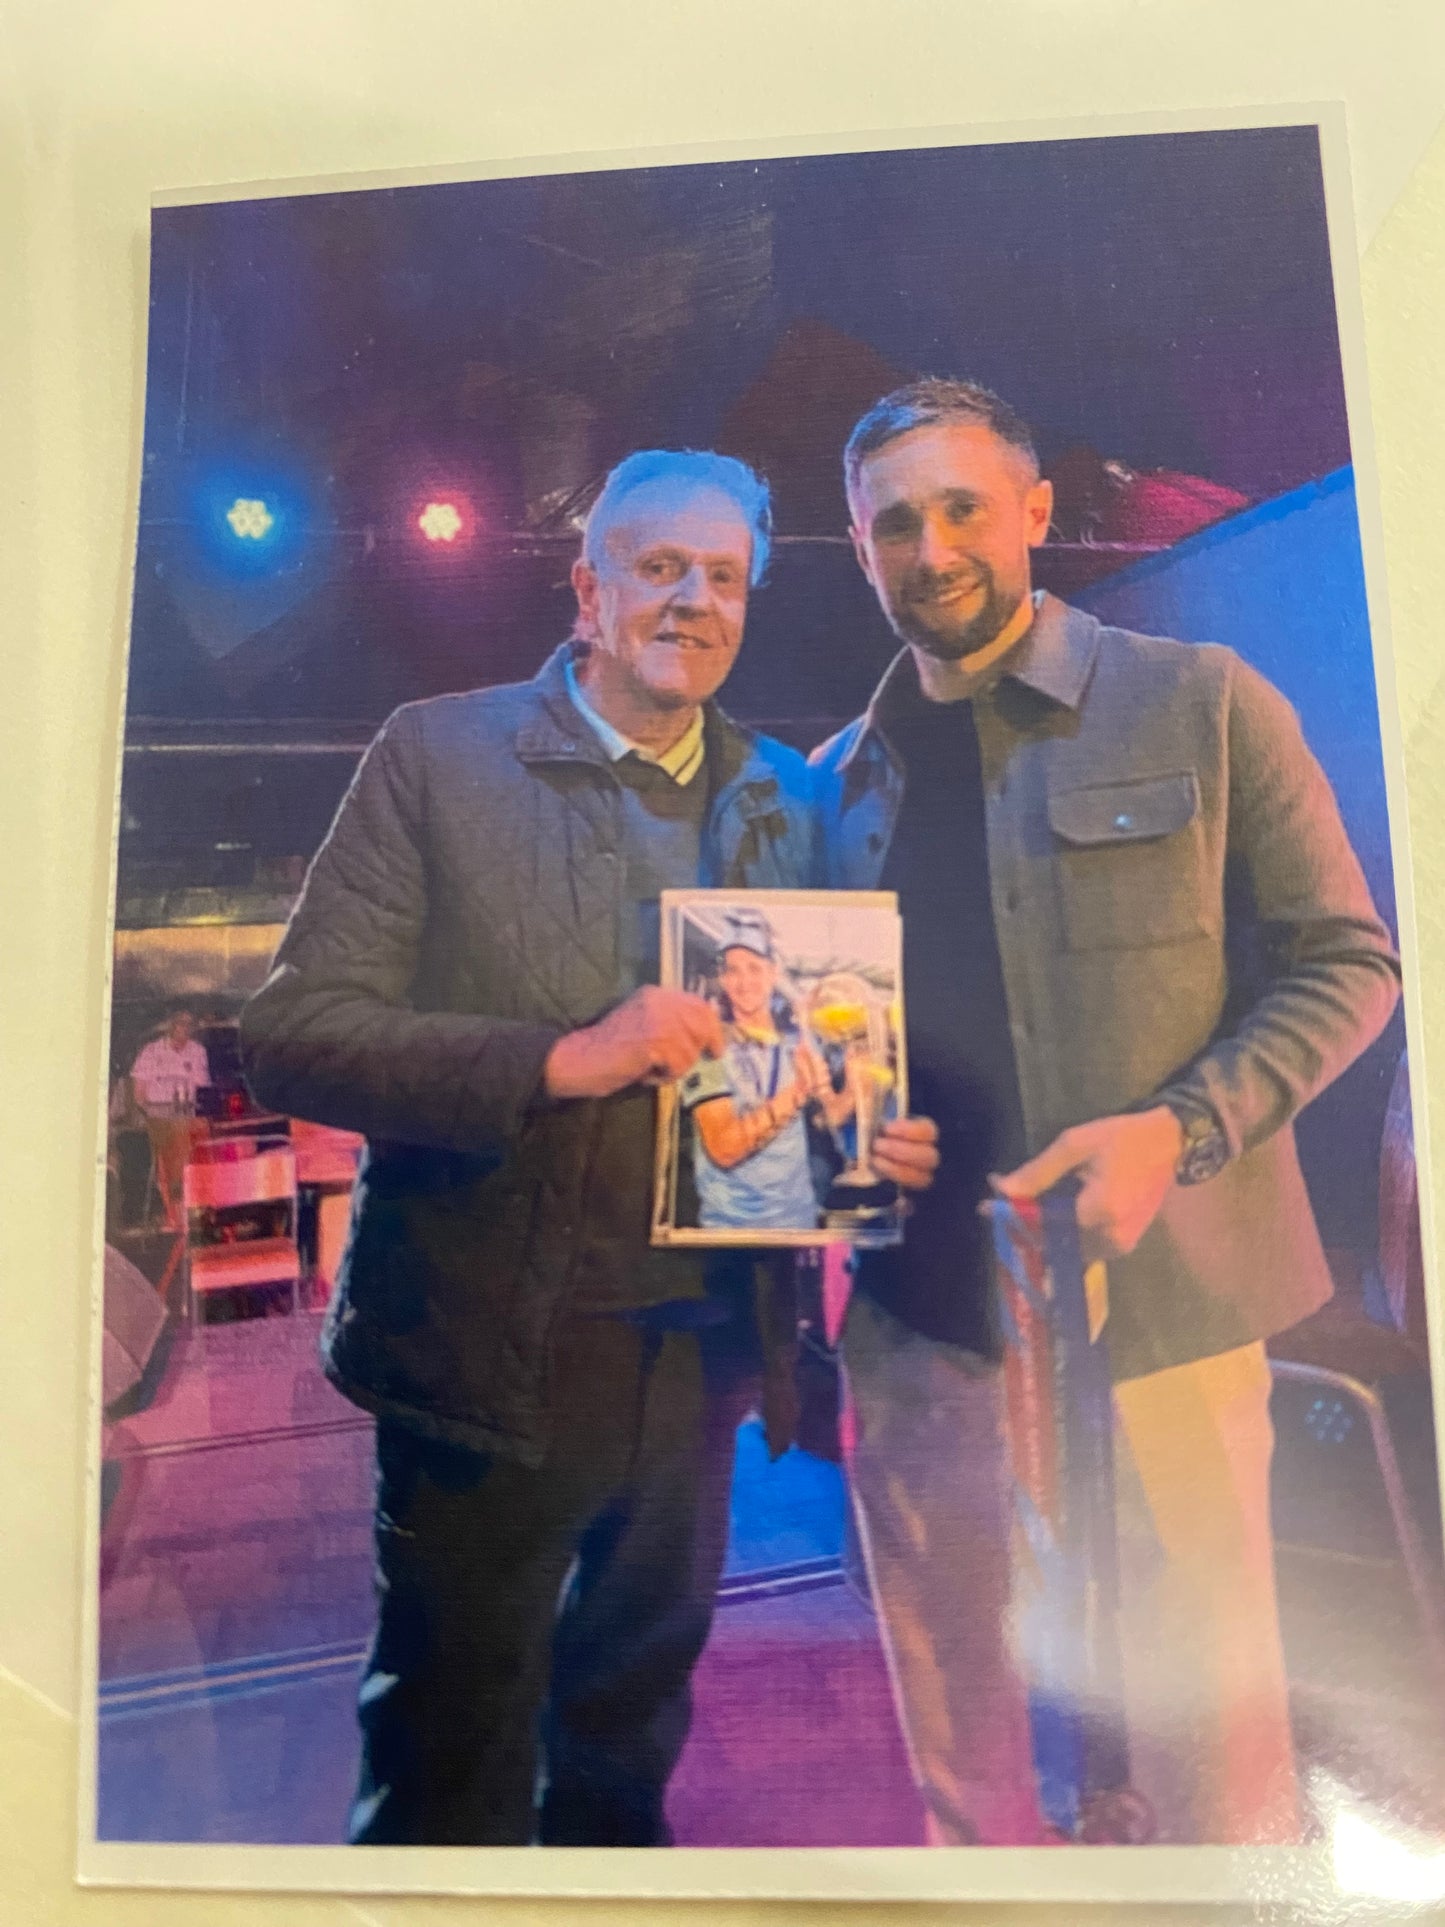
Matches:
[805,971,902,1245]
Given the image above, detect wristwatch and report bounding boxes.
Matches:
[1165,1099,1230,1186]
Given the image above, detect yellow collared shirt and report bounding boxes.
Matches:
[564,656,706,786]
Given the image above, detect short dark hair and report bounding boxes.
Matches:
[844,378,1040,506]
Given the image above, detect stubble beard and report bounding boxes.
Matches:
[895,571,1023,662]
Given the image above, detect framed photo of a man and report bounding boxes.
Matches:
[652,888,907,1245]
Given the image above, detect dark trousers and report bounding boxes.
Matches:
[348,1313,758,1846]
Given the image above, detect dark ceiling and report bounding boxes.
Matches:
[130,124,1350,728]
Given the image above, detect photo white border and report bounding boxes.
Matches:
[652,887,906,1248]
[75,100,1441,1911]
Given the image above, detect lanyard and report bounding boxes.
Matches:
[736,1034,783,1106]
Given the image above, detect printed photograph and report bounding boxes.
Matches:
[652,889,905,1246]
[84,116,1443,1895]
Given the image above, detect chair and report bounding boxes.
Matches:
[182,1141,302,1322]
[101,1244,168,1411]
[1269,1350,1445,1674]
[188,1133,260,1168]
[289,1119,364,1308]
[1267,1046,1445,1686]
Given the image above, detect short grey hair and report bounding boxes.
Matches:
[581,448,773,586]
[844,378,1041,506]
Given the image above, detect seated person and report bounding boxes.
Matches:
[680,911,851,1230]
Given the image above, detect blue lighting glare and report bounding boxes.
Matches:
[191,461,311,576]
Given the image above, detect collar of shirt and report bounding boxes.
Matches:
[996,589,1102,711]
[893,591,1041,711]
[563,655,706,786]
[851,591,1105,766]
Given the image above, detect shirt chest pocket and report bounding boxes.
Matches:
[1047,771,1216,952]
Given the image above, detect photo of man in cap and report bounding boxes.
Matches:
[681,908,850,1231]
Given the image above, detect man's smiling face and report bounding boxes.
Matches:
[849,420,1052,662]
[572,481,753,712]
[718,945,776,1023]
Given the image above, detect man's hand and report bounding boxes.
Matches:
[988,1106,1185,1261]
[873,1114,941,1193]
[791,1038,834,1102]
[543,987,725,1101]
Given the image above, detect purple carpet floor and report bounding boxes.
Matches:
[97,1309,925,1845]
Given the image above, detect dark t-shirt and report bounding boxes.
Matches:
[854,691,1026,1354]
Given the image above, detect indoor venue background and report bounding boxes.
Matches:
[96,125,1441,1846]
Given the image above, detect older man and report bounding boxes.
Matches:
[813,379,1400,1845]
[241,448,935,1848]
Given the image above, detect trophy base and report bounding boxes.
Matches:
[823,1176,902,1248]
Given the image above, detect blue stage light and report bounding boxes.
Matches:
[190,459,311,575]
[225,497,276,541]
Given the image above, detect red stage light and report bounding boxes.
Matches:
[417,500,467,543]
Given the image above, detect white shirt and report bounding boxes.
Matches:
[131,1036,211,1111]
[563,656,706,785]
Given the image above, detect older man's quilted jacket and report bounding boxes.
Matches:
[240,645,818,1462]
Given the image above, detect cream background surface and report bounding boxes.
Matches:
[4,2,1445,1919]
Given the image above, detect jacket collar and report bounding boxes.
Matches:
[514,642,770,805]
[839,592,1102,771]
[514,644,610,765]
[1005,592,1102,711]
